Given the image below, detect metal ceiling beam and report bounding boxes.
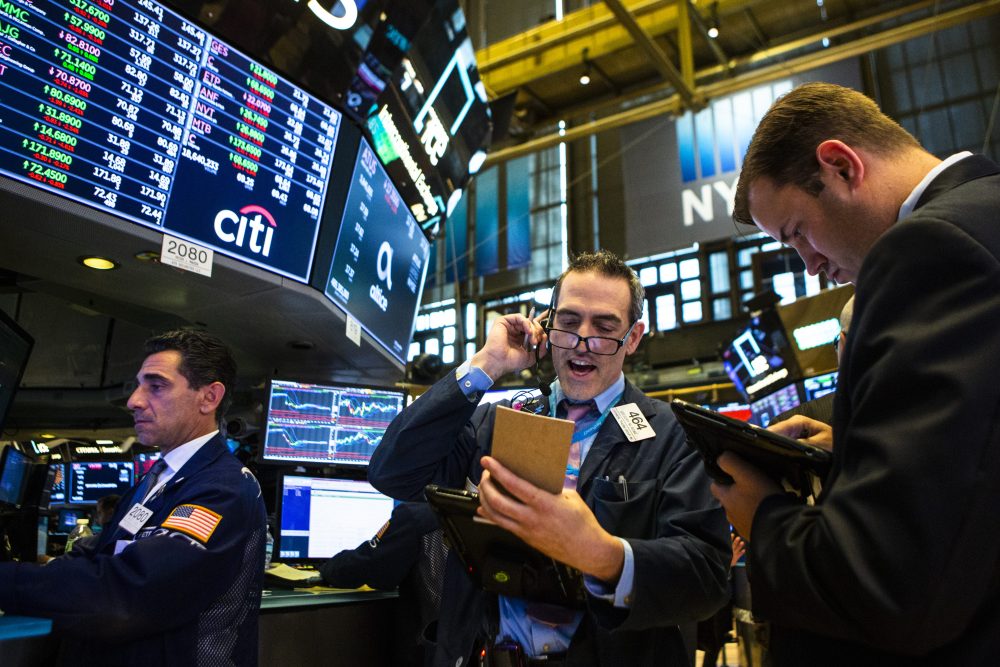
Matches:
[482,0,1000,168]
[560,0,942,125]
[603,0,697,107]
[476,0,756,96]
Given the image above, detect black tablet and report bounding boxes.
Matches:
[424,484,586,607]
[670,398,832,491]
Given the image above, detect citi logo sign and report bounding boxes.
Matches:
[214,204,276,256]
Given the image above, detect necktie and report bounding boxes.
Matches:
[562,400,594,490]
[134,458,168,504]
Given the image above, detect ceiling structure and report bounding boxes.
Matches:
[4,0,999,442]
[475,0,1000,165]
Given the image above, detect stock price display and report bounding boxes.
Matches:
[263,379,406,467]
[0,0,341,281]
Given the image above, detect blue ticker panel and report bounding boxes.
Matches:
[0,0,341,281]
[262,379,406,467]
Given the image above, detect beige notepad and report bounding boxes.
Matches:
[491,406,574,494]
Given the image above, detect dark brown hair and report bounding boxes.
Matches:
[733,82,920,227]
[144,329,237,422]
[552,250,644,325]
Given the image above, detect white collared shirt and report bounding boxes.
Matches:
[897,151,972,222]
[144,430,218,501]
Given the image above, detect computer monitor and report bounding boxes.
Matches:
[52,508,87,536]
[261,379,406,467]
[749,383,803,428]
[722,309,802,402]
[703,402,752,423]
[68,462,135,505]
[802,371,838,402]
[274,474,394,563]
[0,446,31,508]
[46,462,67,506]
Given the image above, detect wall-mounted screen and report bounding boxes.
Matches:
[722,310,802,402]
[47,462,67,506]
[322,139,430,363]
[0,0,342,281]
[0,446,31,508]
[262,379,406,467]
[275,474,394,563]
[68,461,134,505]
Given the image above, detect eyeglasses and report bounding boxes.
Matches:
[545,321,638,356]
[833,330,846,352]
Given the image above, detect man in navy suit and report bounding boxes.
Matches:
[0,330,266,666]
[715,82,1000,665]
[370,250,730,666]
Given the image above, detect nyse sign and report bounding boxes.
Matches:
[621,61,863,257]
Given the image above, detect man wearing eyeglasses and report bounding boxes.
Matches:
[369,250,730,667]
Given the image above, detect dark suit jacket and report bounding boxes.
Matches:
[748,155,1000,665]
[0,435,267,666]
[369,376,730,666]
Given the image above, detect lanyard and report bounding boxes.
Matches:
[556,391,624,443]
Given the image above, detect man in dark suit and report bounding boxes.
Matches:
[0,330,266,666]
[370,250,730,666]
[714,82,1000,665]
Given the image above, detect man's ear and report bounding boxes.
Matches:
[816,140,865,191]
[623,321,645,356]
[199,381,226,415]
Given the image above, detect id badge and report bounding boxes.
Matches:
[611,403,656,442]
[119,503,154,536]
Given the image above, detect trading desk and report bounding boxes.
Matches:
[0,588,399,667]
[259,587,400,665]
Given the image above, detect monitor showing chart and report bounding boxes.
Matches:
[262,379,406,467]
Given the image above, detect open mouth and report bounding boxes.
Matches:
[567,358,597,377]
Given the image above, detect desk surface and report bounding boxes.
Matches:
[261,587,397,610]
[0,616,52,641]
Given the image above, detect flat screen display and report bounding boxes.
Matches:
[262,379,406,467]
[47,462,67,505]
[802,371,838,402]
[0,0,342,281]
[0,446,31,507]
[53,507,87,535]
[275,475,394,562]
[722,310,801,402]
[749,383,803,428]
[68,461,134,505]
[323,138,430,364]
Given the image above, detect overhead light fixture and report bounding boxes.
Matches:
[579,47,592,86]
[707,2,720,39]
[77,255,119,270]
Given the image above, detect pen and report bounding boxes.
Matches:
[618,474,629,500]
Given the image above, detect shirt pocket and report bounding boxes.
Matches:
[590,477,657,539]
